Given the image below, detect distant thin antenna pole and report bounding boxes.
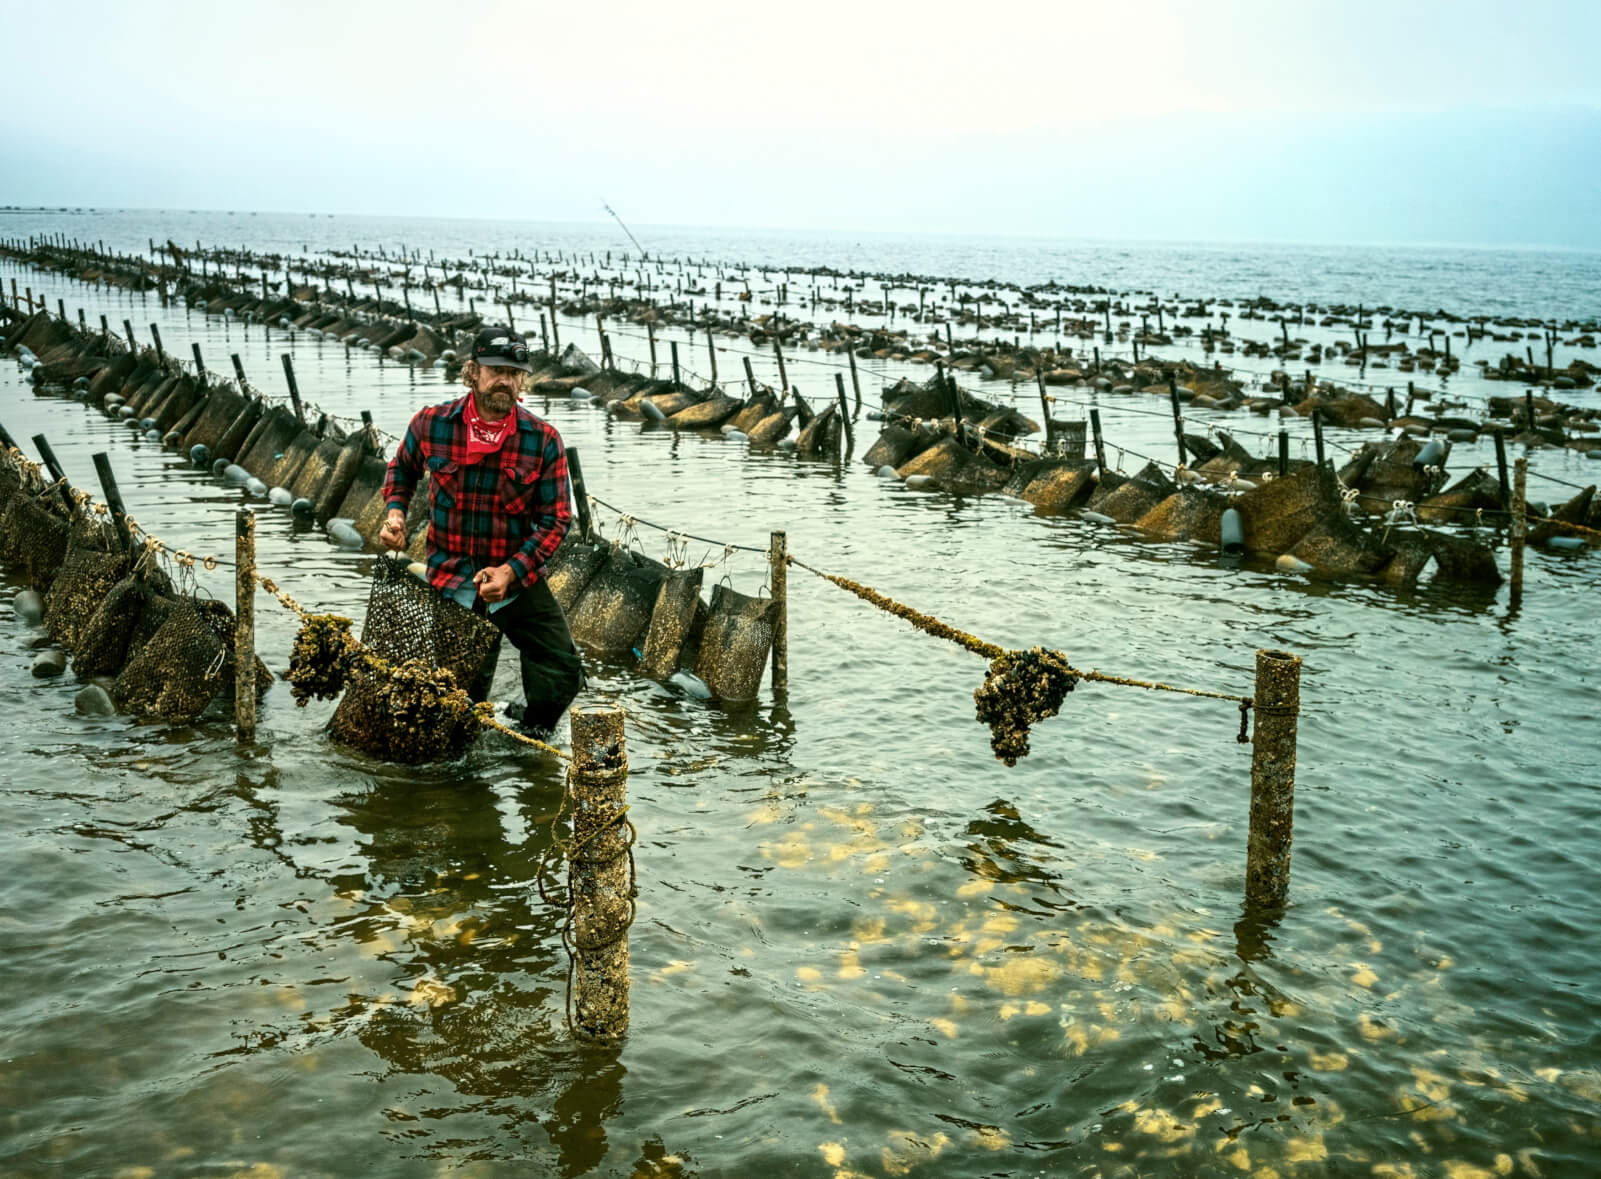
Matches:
[602,201,647,260]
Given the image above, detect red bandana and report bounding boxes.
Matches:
[463,394,516,464]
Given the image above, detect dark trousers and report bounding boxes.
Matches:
[478,578,583,731]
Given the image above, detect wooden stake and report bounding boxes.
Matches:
[1245,648,1302,908]
[236,509,257,743]
[568,447,594,541]
[91,452,133,553]
[769,531,788,694]
[280,354,305,423]
[568,705,631,1040]
[1510,457,1527,602]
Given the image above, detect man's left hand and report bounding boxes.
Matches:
[474,564,517,604]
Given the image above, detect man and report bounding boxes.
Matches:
[379,326,582,739]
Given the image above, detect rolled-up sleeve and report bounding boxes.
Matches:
[382,412,427,516]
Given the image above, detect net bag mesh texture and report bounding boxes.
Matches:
[74,571,168,677]
[111,592,269,723]
[0,490,69,589]
[44,516,129,655]
[327,556,503,763]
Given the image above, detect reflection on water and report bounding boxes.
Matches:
[1,228,1599,1177]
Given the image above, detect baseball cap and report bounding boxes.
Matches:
[472,326,534,373]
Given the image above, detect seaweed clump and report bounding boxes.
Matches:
[973,646,1078,766]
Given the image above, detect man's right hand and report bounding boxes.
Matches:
[378,509,407,550]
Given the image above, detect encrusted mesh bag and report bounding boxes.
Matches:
[0,488,69,588]
[111,591,268,722]
[327,556,502,762]
[74,573,163,677]
[45,515,130,655]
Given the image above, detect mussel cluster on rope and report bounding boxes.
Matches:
[973,647,1079,766]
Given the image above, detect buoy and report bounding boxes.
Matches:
[1358,416,1386,428]
[74,684,116,716]
[212,457,229,476]
[268,486,294,507]
[143,429,162,442]
[327,520,364,549]
[876,465,901,479]
[667,670,713,700]
[104,395,124,410]
[1276,554,1314,574]
[1547,536,1586,552]
[866,410,885,421]
[13,589,46,625]
[1447,428,1478,443]
[190,444,212,467]
[776,438,797,451]
[245,477,268,497]
[117,405,137,419]
[570,387,590,399]
[1080,510,1117,525]
[162,430,182,448]
[223,463,250,484]
[31,649,66,678]
[73,375,90,390]
[641,400,666,422]
[291,497,315,517]
[139,417,157,431]
[723,429,748,442]
[1412,438,1447,471]
[1220,508,1245,555]
[904,474,938,490]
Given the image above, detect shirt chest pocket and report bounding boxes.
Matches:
[499,459,542,516]
[427,456,461,508]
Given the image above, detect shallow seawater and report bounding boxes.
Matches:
[0,220,1599,1178]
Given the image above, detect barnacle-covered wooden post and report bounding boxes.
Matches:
[1509,457,1527,603]
[769,530,788,695]
[569,705,632,1039]
[1245,648,1302,907]
[235,508,256,742]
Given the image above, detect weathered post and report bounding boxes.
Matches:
[91,452,133,553]
[1510,458,1527,602]
[192,343,207,382]
[845,345,862,417]
[705,325,718,385]
[670,340,681,389]
[768,531,788,694]
[1166,377,1186,464]
[150,323,165,364]
[1036,370,1054,449]
[567,447,594,541]
[567,705,632,1040]
[646,320,658,376]
[281,354,306,423]
[1524,389,1537,433]
[1278,429,1289,476]
[123,319,138,352]
[1089,408,1108,477]
[772,337,789,392]
[1245,648,1302,908]
[834,373,854,450]
[1311,408,1325,468]
[1492,428,1511,510]
[236,509,257,743]
[231,353,248,388]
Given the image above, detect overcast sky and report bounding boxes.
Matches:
[5,0,1599,247]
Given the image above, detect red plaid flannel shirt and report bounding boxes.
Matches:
[382,394,571,594]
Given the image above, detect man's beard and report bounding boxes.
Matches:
[476,385,516,418]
